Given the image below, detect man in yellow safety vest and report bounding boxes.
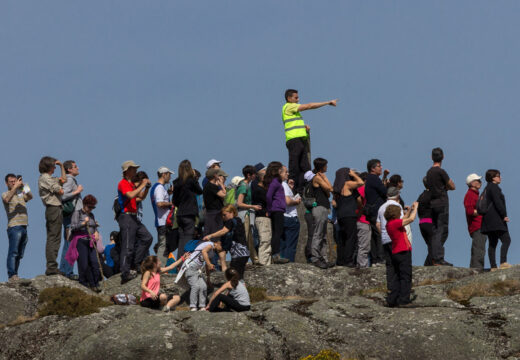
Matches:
[282,89,337,194]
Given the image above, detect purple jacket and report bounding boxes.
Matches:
[266,178,286,213]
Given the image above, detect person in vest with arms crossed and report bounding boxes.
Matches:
[282,89,337,195]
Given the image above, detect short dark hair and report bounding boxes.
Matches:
[38,156,56,174]
[366,159,381,172]
[359,172,368,182]
[313,158,328,173]
[384,205,402,222]
[132,171,149,183]
[242,165,256,178]
[83,194,98,207]
[485,169,500,183]
[431,147,444,163]
[63,160,76,174]
[285,89,298,101]
[388,174,402,187]
[4,173,16,183]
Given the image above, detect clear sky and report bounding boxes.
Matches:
[1,1,519,281]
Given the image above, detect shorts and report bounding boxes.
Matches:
[140,293,174,309]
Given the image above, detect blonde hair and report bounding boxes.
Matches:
[221,204,238,217]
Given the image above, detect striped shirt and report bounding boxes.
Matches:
[38,173,62,207]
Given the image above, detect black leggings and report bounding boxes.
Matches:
[337,217,358,266]
[208,294,250,312]
[419,222,434,266]
[230,256,249,279]
[270,211,285,255]
[487,230,511,267]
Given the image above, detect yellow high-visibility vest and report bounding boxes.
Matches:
[282,103,308,142]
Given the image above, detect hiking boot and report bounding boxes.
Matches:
[272,255,289,264]
[500,262,513,269]
[121,272,137,285]
[8,275,20,282]
[312,260,328,270]
[67,274,79,281]
[490,267,499,272]
[433,260,453,266]
[45,270,60,276]
[326,262,336,268]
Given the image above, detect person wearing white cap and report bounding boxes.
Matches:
[150,166,174,265]
[463,173,486,271]
[117,160,153,284]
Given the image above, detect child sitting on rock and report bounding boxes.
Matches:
[206,268,251,312]
[140,254,189,312]
[183,240,224,311]
[203,205,250,279]
[384,202,418,307]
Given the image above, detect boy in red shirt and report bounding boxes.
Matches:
[384,202,418,307]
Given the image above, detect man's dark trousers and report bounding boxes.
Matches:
[286,137,310,194]
[431,206,449,262]
[118,213,153,279]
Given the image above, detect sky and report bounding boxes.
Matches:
[1,1,519,281]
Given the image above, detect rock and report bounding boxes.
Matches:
[1,264,520,359]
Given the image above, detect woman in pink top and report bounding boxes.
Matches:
[140,254,189,312]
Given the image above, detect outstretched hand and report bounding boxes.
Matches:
[329,99,338,106]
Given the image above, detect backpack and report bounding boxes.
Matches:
[184,239,202,253]
[110,294,137,305]
[112,196,122,220]
[476,188,490,215]
[224,186,236,206]
[62,198,77,217]
[302,181,317,210]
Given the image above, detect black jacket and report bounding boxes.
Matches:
[365,174,387,217]
[172,178,203,217]
[481,182,508,234]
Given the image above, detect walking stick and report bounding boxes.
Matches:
[87,223,106,291]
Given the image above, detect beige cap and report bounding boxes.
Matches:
[231,176,245,187]
[158,166,174,174]
[121,160,140,172]
[206,168,229,179]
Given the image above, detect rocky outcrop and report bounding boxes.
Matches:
[1,264,520,360]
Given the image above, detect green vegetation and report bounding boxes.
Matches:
[300,349,342,360]
[38,287,111,318]
[447,279,520,304]
[247,286,268,303]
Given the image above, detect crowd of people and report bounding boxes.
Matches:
[2,89,514,309]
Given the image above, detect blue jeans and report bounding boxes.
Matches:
[281,216,300,262]
[7,226,28,278]
[59,216,75,276]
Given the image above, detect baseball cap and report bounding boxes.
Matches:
[158,166,174,175]
[206,159,222,169]
[466,173,482,185]
[121,160,140,172]
[206,168,229,179]
[304,170,315,182]
[254,163,266,172]
[387,186,400,198]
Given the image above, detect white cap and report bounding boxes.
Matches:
[304,170,315,182]
[158,166,174,175]
[206,159,222,169]
[466,173,482,185]
[231,176,245,187]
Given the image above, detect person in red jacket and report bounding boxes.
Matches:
[463,173,486,271]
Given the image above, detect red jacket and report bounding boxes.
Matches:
[464,188,482,234]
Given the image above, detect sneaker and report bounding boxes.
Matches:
[120,272,137,285]
[490,267,499,272]
[162,306,171,313]
[199,308,207,311]
[433,260,453,266]
[190,307,198,312]
[500,262,513,270]
[326,262,336,268]
[67,274,79,281]
[312,260,328,270]
[8,275,20,282]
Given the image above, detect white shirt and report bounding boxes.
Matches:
[189,242,215,268]
[282,181,298,217]
[377,199,403,245]
[153,184,170,227]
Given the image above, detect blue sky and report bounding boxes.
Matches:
[1,1,519,281]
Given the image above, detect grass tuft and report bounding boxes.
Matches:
[247,286,268,303]
[447,280,520,304]
[300,349,344,360]
[38,287,111,318]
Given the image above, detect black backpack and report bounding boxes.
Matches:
[476,188,490,215]
[112,196,122,220]
[302,181,316,210]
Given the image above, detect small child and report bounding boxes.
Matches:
[184,240,224,311]
[384,202,418,307]
[206,268,251,312]
[203,205,250,279]
[140,254,189,312]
